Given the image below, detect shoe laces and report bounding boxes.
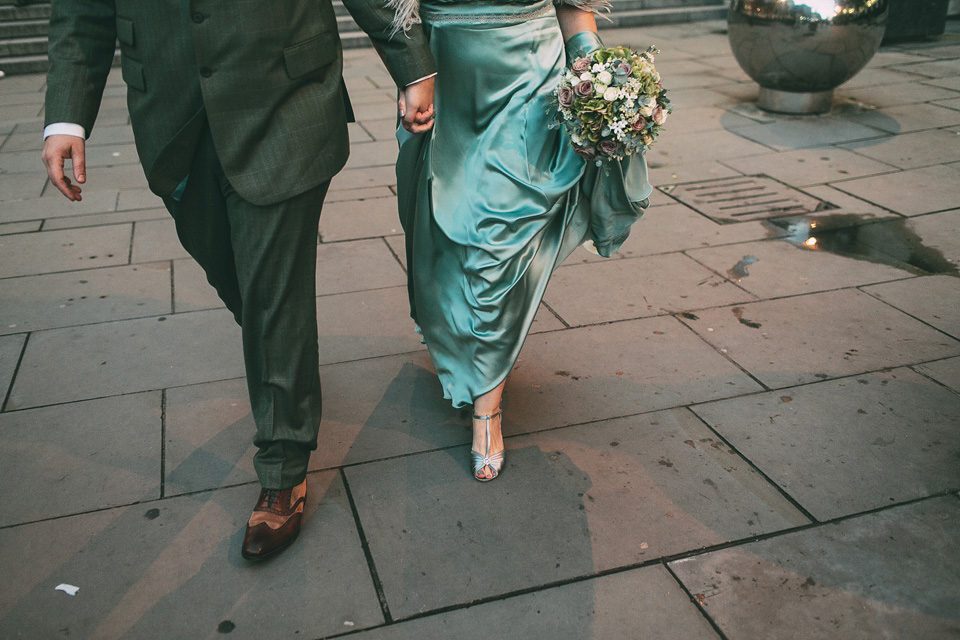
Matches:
[262,488,284,511]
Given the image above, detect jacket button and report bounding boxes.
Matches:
[200,67,212,78]
[192,12,205,23]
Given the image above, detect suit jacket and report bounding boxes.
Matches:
[44,0,436,205]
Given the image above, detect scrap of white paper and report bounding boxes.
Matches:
[55,584,79,596]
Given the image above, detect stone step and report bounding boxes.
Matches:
[0,17,46,38]
[0,1,729,73]
[604,3,728,27]
[0,34,45,57]
[0,2,49,21]
[0,51,46,74]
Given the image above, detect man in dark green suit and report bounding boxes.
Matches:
[41,0,436,560]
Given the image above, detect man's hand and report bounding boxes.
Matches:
[398,76,435,134]
[42,134,86,201]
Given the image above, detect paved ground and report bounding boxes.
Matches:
[1,19,960,640]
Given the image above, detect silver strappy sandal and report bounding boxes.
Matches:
[471,410,505,482]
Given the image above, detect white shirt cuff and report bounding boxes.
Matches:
[406,72,437,87]
[43,123,86,139]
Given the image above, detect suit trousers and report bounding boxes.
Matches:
[163,126,329,490]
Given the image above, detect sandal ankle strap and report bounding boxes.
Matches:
[472,410,502,421]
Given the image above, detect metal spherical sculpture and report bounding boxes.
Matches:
[728,0,889,114]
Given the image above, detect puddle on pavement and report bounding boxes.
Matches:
[728,255,758,280]
[764,214,959,277]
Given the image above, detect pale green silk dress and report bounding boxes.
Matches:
[396,0,652,407]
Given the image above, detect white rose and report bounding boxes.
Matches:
[597,70,613,85]
[603,87,619,101]
[579,71,594,82]
[640,104,654,117]
[595,82,608,94]
[592,63,605,73]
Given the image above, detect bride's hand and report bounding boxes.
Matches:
[399,76,436,134]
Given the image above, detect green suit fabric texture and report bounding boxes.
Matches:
[44,0,437,489]
[44,0,437,204]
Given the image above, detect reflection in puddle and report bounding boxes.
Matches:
[766,214,958,277]
[728,255,759,280]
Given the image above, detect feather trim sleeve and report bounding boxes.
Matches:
[554,0,612,14]
[386,0,420,35]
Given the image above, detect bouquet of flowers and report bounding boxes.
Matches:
[554,45,671,164]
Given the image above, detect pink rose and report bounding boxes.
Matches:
[597,139,619,157]
[574,81,594,98]
[652,105,667,125]
[616,62,632,76]
[558,85,575,107]
[632,115,647,131]
[571,57,591,73]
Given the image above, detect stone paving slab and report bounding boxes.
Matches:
[0,473,383,640]
[42,207,168,231]
[840,128,960,170]
[0,173,47,201]
[839,101,960,134]
[0,190,119,224]
[501,316,763,434]
[169,258,220,313]
[619,203,774,257]
[732,118,887,151]
[7,309,244,410]
[346,407,806,618]
[42,163,150,194]
[0,392,162,528]
[0,262,171,335]
[315,286,426,365]
[0,333,25,403]
[350,565,720,639]
[130,218,189,263]
[935,95,960,111]
[164,351,462,495]
[885,208,960,263]
[344,140,398,170]
[669,496,960,640]
[544,251,754,327]
[830,163,960,216]
[721,147,897,187]
[328,164,397,192]
[686,238,914,299]
[862,275,960,339]
[358,117,401,142]
[320,195,402,242]
[838,79,960,107]
[893,58,960,79]
[647,159,742,188]
[0,220,41,235]
[914,355,960,393]
[0,143,141,175]
[679,289,960,389]
[799,183,900,218]
[838,66,928,89]
[0,224,131,278]
[116,187,163,212]
[692,368,960,521]
[645,128,774,168]
[171,238,407,315]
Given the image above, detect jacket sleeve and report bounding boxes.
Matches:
[44,0,118,137]
[340,0,437,88]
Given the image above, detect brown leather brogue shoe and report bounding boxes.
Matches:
[241,478,307,561]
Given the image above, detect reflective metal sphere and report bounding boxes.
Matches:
[728,0,889,114]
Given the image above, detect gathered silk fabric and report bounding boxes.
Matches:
[396,0,652,407]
